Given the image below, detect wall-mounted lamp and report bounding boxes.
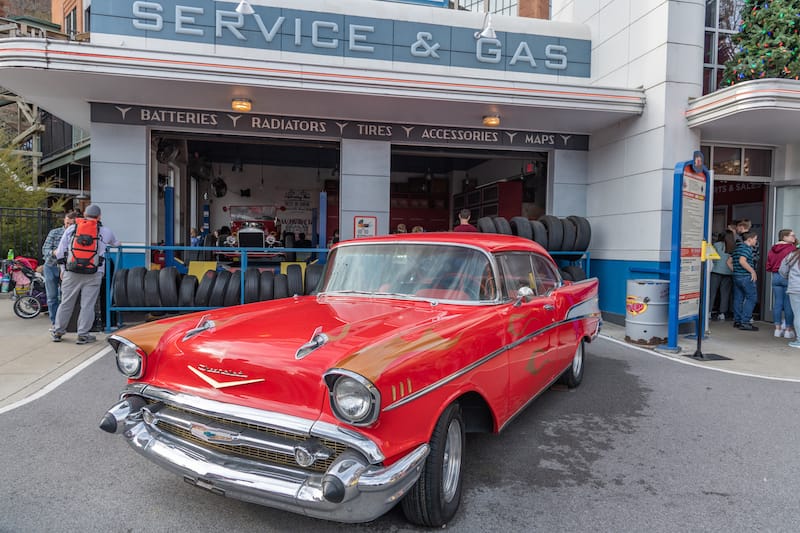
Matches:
[231,98,252,112]
[474,13,496,40]
[235,0,255,15]
[482,115,500,127]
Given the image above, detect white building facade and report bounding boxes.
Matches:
[2,0,797,323]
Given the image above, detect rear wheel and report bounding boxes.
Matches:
[13,295,41,318]
[402,402,465,527]
[559,340,585,388]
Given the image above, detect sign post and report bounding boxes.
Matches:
[659,152,711,352]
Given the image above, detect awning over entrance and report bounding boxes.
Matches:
[685,79,800,146]
[0,37,644,135]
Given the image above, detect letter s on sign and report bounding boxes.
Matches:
[133,1,164,31]
[545,44,567,70]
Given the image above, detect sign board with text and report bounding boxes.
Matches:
[663,155,711,351]
[354,216,377,238]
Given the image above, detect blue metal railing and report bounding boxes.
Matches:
[104,244,328,332]
[549,250,591,278]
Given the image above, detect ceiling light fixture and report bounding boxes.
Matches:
[235,0,255,15]
[474,13,496,40]
[231,98,252,112]
[482,115,500,127]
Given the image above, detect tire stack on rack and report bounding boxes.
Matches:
[111,263,325,313]
[476,215,591,281]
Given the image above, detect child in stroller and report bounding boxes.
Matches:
[10,258,48,319]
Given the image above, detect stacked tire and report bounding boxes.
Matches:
[112,263,325,312]
[477,214,591,280]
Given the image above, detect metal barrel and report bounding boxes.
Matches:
[625,279,669,346]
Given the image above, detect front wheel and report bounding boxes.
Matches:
[13,295,41,319]
[402,402,465,527]
[559,340,585,388]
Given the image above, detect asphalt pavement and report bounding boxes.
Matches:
[1,293,800,412]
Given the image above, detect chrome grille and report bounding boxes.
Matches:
[145,399,348,473]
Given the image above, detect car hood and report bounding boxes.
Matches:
[126,295,468,418]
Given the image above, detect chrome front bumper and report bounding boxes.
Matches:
[101,394,429,523]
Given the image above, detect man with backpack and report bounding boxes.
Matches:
[51,204,121,344]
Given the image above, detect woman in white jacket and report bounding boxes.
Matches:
[778,247,800,348]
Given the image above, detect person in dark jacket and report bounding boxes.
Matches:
[767,229,797,339]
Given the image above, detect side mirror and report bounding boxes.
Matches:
[513,286,535,307]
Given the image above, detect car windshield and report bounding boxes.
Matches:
[320,243,495,302]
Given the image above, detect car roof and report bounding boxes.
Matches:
[334,231,549,255]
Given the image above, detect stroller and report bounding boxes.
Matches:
[10,258,48,319]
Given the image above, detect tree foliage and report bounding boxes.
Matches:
[722,0,800,86]
[0,134,67,260]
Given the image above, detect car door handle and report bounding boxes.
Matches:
[543,304,555,311]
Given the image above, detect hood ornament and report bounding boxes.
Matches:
[183,314,216,341]
[295,326,329,359]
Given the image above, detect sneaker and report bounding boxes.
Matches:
[733,322,741,328]
[76,334,97,345]
[774,327,785,338]
[739,324,759,331]
[785,329,796,339]
[788,341,800,349]
[51,331,63,342]
[717,313,725,321]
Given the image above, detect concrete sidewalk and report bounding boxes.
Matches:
[0,297,110,410]
[1,295,799,411]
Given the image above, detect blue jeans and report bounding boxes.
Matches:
[733,274,757,324]
[790,293,800,338]
[43,264,61,325]
[772,274,794,327]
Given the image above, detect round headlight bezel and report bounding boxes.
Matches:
[110,335,145,379]
[325,370,380,426]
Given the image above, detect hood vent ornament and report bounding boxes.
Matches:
[183,314,216,341]
[295,326,329,359]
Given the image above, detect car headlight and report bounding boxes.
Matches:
[109,335,145,379]
[324,371,380,426]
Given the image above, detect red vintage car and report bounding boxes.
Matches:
[100,232,600,526]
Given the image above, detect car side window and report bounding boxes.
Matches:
[531,254,561,294]
[497,253,535,298]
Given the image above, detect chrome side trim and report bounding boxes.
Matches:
[566,296,600,320]
[383,312,600,412]
[497,371,564,433]
[129,385,384,463]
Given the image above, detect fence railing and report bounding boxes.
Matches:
[0,207,57,261]
[104,244,329,332]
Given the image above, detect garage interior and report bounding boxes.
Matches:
[153,133,549,248]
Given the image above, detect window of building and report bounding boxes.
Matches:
[702,144,773,178]
[64,8,77,36]
[84,6,91,33]
[703,0,746,94]
[457,0,519,16]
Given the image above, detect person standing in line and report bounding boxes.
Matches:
[710,229,735,321]
[779,247,800,348]
[766,229,797,339]
[453,209,478,232]
[728,231,759,331]
[51,204,121,344]
[41,211,77,330]
[190,227,202,247]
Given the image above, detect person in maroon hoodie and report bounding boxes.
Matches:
[766,229,798,338]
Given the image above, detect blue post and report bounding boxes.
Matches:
[164,186,174,268]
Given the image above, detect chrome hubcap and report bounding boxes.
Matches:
[442,418,463,503]
[572,342,583,376]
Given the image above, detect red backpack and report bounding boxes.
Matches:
[66,218,101,274]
